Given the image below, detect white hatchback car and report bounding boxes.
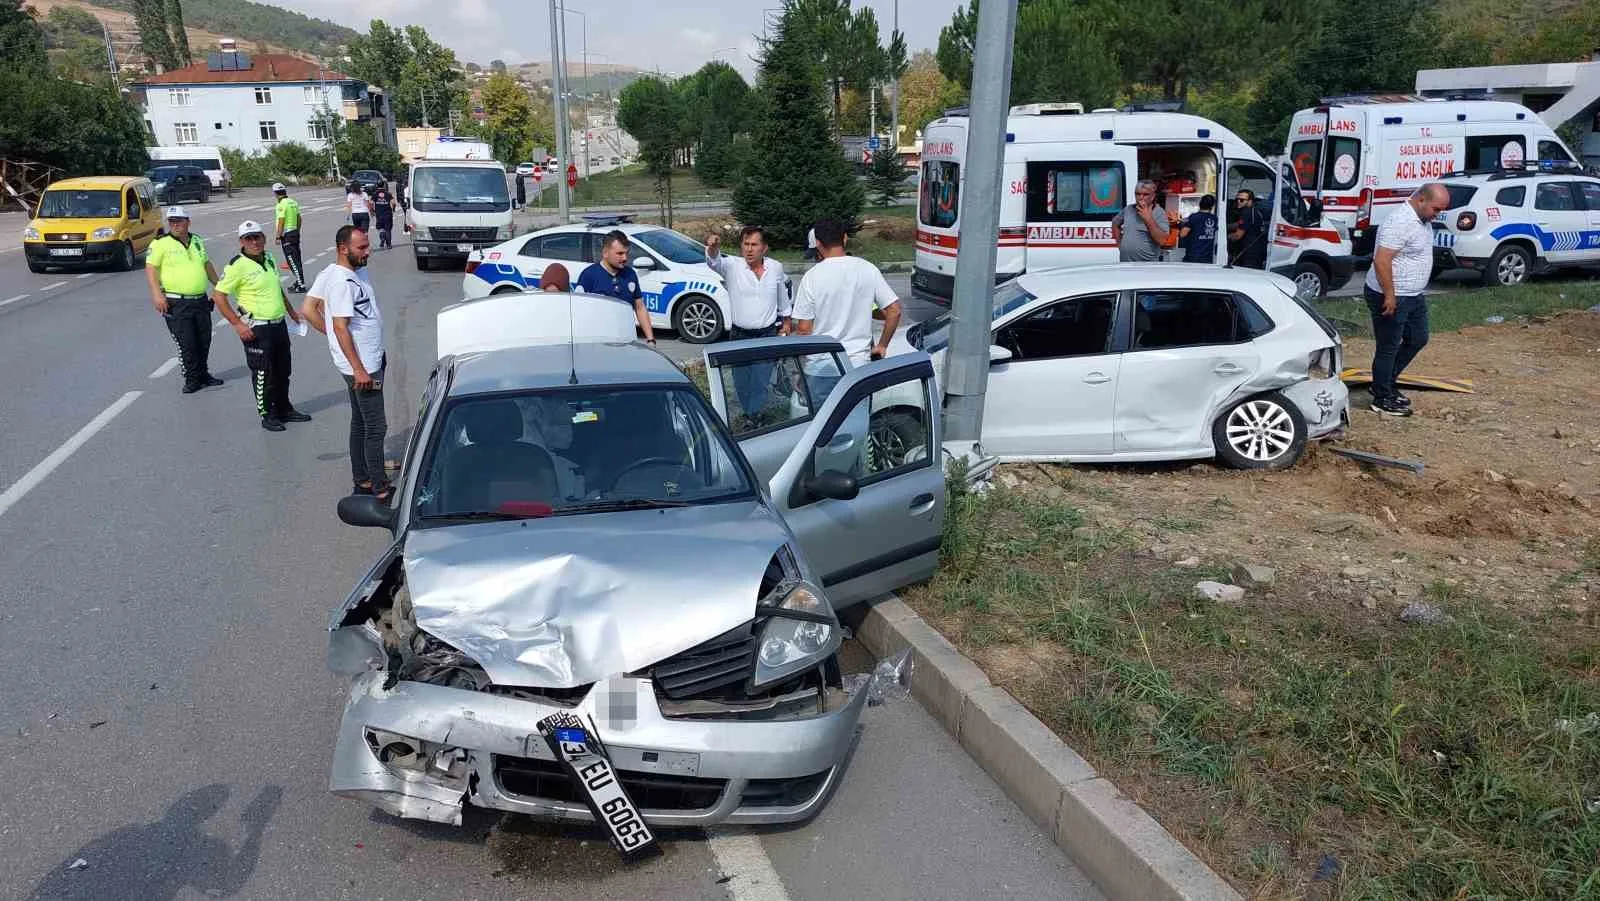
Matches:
[884,264,1349,469]
[463,217,734,343]
[1434,167,1600,287]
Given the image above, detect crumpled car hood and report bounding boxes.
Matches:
[402,501,789,688]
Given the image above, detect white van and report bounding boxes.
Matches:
[147,146,230,193]
[1284,97,1577,256]
[912,106,1354,302]
[407,138,514,271]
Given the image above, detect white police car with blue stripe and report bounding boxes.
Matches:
[462,215,734,343]
[1433,164,1600,287]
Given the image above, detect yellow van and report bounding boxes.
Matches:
[24,176,162,273]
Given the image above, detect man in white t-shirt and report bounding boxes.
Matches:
[1363,182,1448,417]
[346,184,372,233]
[303,225,390,500]
[792,217,902,382]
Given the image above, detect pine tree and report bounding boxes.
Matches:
[166,0,191,67]
[865,146,909,207]
[733,7,863,248]
[133,0,178,72]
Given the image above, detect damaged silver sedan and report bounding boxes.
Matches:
[327,294,944,830]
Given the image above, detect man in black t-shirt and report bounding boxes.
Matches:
[1180,194,1218,263]
[1228,189,1270,269]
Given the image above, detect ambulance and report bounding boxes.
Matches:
[911,104,1354,303]
[1284,96,1578,256]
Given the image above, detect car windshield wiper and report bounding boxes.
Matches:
[423,508,552,523]
[554,498,694,515]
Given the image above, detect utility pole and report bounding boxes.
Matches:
[550,0,572,222]
[941,0,1017,449]
[890,0,900,159]
[420,85,431,128]
[869,84,877,140]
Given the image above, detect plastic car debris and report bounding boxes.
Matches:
[844,648,914,707]
[1328,447,1425,474]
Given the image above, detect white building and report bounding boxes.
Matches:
[1416,51,1600,168]
[135,45,393,156]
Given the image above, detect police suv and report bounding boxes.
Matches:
[462,215,735,343]
[1433,164,1600,287]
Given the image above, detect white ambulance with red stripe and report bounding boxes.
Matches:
[1284,96,1577,257]
[911,104,1354,303]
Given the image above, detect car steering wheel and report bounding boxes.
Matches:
[608,456,686,492]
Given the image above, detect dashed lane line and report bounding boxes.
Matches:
[149,357,179,379]
[0,293,29,308]
[706,830,791,901]
[40,281,67,292]
[0,391,143,520]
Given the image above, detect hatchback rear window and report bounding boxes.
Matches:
[1443,185,1478,209]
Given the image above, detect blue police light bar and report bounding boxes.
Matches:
[1457,113,1467,121]
[580,214,635,227]
[1100,130,1113,139]
[1197,128,1211,138]
[1383,116,1403,125]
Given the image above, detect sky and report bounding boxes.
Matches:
[270,0,964,79]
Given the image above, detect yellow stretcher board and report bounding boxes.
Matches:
[1339,368,1475,393]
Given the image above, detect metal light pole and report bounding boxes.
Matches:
[941,0,1017,448]
[549,0,572,222]
[890,0,900,160]
[560,6,590,180]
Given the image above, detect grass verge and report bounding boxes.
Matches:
[905,476,1600,899]
[1315,278,1600,337]
[565,165,731,207]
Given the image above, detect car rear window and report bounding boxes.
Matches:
[1495,185,1526,207]
[919,160,959,228]
[1443,185,1478,210]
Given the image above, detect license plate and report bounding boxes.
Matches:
[456,243,474,253]
[50,247,84,257]
[537,712,657,860]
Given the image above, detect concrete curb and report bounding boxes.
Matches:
[855,597,1243,901]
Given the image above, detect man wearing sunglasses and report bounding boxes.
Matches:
[1227,189,1270,269]
[211,221,310,432]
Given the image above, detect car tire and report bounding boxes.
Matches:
[870,407,925,470]
[490,284,523,295]
[115,240,136,272]
[199,187,210,203]
[1484,244,1532,287]
[671,294,723,344]
[1291,259,1329,299]
[1212,391,1307,471]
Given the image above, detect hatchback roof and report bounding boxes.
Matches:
[47,176,149,190]
[446,341,689,397]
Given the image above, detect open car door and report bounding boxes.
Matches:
[764,353,945,607]
[703,336,849,482]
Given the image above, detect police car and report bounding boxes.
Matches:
[462,216,734,343]
[1433,164,1600,287]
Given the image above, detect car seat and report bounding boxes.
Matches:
[440,400,558,512]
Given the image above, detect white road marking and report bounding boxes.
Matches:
[149,357,179,379]
[40,281,67,291]
[706,830,790,901]
[0,293,29,308]
[74,273,93,279]
[0,391,143,520]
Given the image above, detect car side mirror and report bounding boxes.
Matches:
[805,469,859,501]
[631,256,656,270]
[337,494,397,530]
[989,344,1013,363]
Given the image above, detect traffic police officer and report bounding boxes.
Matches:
[272,182,308,293]
[211,220,311,432]
[144,205,223,394]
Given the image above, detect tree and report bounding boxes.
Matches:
[937,0,1120,108]
[733,4,863,247]
[469,71,551,166]
[865,145,909,207]
[133,0,178,72]
[0,69,148,175]
[489,59,506,74]
[899,50,962,138]
[675,61,750,187]
[42,6,112,83]
[787,0,889,128]
[618,75,685,226]
[336,123,402,176]
[346,19,406,91]
[347,20,467,127]
[166,0,191,67]
[1,1,48,75]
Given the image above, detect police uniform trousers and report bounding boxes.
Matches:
[163,294,214,389]
[241,317,293,419]
[280,230,306,287]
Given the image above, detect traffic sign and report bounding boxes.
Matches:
[567,164,578,189]
[532,167,543,182]
[867,136,881,151]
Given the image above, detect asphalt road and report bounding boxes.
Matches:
[0,185,1104,901]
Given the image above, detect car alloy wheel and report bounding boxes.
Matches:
[1292,261,1327,300]
[672,295,722,344]
[1224,398,1296,464]
[1494,248,1528,286]
[117,240,136,271]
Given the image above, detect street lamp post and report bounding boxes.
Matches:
[549,0,571,222]
[559,4,590,180]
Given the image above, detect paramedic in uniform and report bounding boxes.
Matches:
[145,205,223,394]
[211,220,311,432]
[272,183,308,293]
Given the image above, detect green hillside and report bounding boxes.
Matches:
[91,0,357,60]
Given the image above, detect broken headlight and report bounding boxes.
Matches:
[752,582,839,689]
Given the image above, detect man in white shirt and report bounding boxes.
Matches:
[303,225,391,500]
[705,225,791,416]
[792,217,902,377]
[1363,182,1448,417]
[346,184,372,233]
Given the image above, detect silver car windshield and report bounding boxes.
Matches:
[414,385,756,523]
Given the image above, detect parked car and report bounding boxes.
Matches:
[350,169,388,196]
[23,176,162,273]
[881,264,1348,470]
[515,162,538,176]
[1433,164,1600,287]
[145,165,211,205]
[326,292,943,829]
[463,216,736,343]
